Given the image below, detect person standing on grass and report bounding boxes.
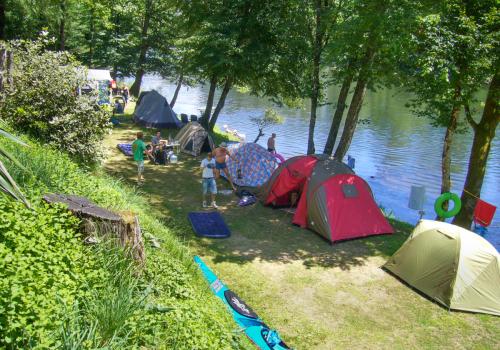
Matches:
[200,152,218,208]
[267,133,276,153]
[123,86,129,104]
[132,132,146,184]
[214,142,237,191]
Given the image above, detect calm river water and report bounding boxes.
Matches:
[139,75,499,249]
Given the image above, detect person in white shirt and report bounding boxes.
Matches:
[200,152,218,208]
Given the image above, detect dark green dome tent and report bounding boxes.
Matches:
[385,220,500,316]
[133,90,182,129]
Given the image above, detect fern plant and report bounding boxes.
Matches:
[0,123,29,206]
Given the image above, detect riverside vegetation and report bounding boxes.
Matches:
[0,135,251,349]
[0,38,249,349]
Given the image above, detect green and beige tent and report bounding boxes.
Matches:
[384,220,500,316]
[174,122,215,156]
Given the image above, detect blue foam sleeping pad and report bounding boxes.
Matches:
[188,212,231,238]
[117,143,133,156]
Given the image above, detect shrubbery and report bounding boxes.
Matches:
[0,134,247,349]
[0,38,110,165]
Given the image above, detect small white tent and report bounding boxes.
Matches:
[87,69,112,82]
[79,69,112,105]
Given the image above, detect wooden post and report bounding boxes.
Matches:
[6,50,13,85]
[0,48,6,92]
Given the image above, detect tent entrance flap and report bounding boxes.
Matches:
[201,137,212,153]
[185,140,194,152]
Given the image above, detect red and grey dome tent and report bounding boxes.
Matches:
[258,154,394,243]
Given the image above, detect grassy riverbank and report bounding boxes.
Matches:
[104,114,500,349]
[0,127,250,349]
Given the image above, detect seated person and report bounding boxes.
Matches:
[113,100,124,114]
[154,141,172,165]
[145,144,155,163]
[151,131,161,151]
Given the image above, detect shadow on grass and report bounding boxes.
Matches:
[104,124,414,271]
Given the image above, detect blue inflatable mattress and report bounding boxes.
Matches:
[188,211,231,238]
[117,143,133,156]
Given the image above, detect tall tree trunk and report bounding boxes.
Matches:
[201,75,217,129]
[307,1,323,155]
[333,77,367,160]
[323,73,353,155]
[0,48,6,92]
[0,0,5,40]
[436,85,461,220]
[170,73,183,108]
[6,49,12,85]
[111,66,118,80]
[208,77,232,132]
[453,73,499,228]
[88,6,95,66]
[130,0,153,97]
[58,0,67,51]
[333,44,376,160]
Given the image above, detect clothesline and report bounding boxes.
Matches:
[463,188,480,200]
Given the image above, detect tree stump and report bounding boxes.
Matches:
[43,193,145,264]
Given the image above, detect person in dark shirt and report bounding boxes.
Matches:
[123,86,129,104]
[267,133,276,153]
[151,131,161,151]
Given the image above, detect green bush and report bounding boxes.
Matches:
[0,134,248,349]
[0,38,110,165]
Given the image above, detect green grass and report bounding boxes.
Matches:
[57,244,146,349]
[103,118,500,350]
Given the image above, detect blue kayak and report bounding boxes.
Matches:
[194,256,291,350]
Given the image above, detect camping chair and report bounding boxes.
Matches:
[473,199,496,232]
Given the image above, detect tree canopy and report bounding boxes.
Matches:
[1,0,498,229]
